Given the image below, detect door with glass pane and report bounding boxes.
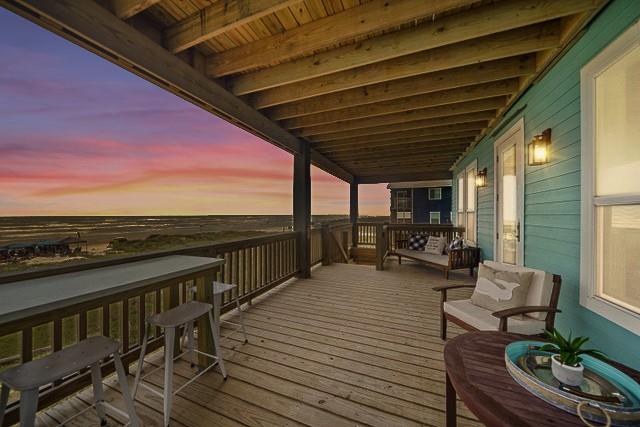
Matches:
[495,120,524,265]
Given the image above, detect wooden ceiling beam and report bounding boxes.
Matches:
[316,135,478,153]
[164,0,301,54]
[233,0,599,95]
[328,145,471,161]
[295,97,505,137]
[205,0,474,77]
[357,171,452,184]
[264,55,534,119]
[347,161,457,171]
[282,80,517,130]
[246,21,561,107]
[111,0,160,19]
[318,137,475,155]
[306,110,496,143]
[5,0,354,183]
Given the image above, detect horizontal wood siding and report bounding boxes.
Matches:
[453,0,640,369]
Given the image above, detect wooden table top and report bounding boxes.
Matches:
[444,331,640,427]
[0,255,224,324]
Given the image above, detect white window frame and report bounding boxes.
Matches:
[430,212,441,224]
[580,20,640,335]
[456,159,478,244]
[428,188,442,200]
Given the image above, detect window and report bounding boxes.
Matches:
[457,162,477,243]
[395,190,411,210]
[428,188,442,200]
[397,211,412,224]
[430,212,441,224]
[581,21,640,335]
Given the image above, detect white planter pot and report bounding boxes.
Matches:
[551,355,584,387]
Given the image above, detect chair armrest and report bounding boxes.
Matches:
[448,247,481,269]
[433,284,476,292]
[492,306,561,332]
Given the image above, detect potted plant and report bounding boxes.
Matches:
[539,329,608,387]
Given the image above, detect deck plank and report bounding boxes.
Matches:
[38,260,479,426]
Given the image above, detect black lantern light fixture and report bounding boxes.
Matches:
[476,168,488,188]
[528,128,551,166]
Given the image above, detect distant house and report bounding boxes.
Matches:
[387,180,452,224]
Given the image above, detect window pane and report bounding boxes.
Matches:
[457,212,464,227]
[430,212,440,224]
[457,176,464,212]
[595,44,640,196]
[467,169,476,212]
[466,212,476,243]
[597,205,640,313]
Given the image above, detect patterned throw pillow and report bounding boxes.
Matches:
[424,236,446,255]
[470,264,534,312]
[407,234,427,251]
[447,237,464,252]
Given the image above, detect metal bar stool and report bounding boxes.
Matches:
[212,282,248,345]
[0,336,138,427]
[132,300,226,427]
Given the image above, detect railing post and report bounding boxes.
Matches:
[376,223,385,271]
[294,144,311,278]
[350,182,358,247]
[321,223,332,266]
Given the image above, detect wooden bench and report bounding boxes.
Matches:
[396,244,480,279]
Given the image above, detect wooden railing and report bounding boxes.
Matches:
[356,222,379,246]
[310,227,323,266]
[0,232,299,426]
[321,221,354,265]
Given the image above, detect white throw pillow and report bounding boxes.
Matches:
[424,236,446,255]
[471,264,534,313]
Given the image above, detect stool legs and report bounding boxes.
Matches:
[19,388,38,427]
[90,362,108,426]
[0,383,10,426]
[132,324,149,399]
[163,327,175,427]
[186,321,195,368]
[235,296,249,343]
[208,311,227,379]
[113,352,139,427]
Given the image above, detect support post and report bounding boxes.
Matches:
[375,223,385,271]
[321,223,332,266]
[350,182,358,248]
[294,143,311,278]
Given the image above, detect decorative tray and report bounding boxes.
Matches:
[505,341,640,426]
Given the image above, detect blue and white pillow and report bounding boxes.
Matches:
[408,234,427,251]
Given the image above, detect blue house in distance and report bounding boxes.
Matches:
[388,180,452,224]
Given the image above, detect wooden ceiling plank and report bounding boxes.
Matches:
[306,110,497,142]
[283,80,517,129]
[232,0,599,94]
[357,171,453,183]
[315,134,479,152]
[264,55,534,118]
[164,0,301,53]
[112,0,161,19]
[5,0,353,183]
[296,98,505,137]
[206,0,475,76]
[328,145,472,161]
[249,21,561,106]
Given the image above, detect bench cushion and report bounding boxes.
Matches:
[444,299,546,335]
[396,249,448,266]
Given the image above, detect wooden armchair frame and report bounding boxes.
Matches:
[433,274,562,340]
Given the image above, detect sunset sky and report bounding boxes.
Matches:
[0,9,389,217]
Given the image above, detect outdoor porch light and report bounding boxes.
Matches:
[528,128,551,166]
[475,168,488,188]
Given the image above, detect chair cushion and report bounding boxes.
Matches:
[444,299,546,335]
[407,234,428,250]
[484,261,555,320]
[470,264,534,313]
[396,249,449,266]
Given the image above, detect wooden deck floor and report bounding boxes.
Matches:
[36,260,480,427]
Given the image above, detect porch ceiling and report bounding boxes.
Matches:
[4,0,607,183]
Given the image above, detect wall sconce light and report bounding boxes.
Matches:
[476,168,488,188]
[528,128,551,166]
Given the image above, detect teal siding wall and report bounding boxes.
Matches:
[453,0,640,369]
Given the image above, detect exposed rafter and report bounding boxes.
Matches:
[164,0,301,54]
[111,0,160,19]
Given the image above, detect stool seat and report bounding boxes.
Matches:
[147,301,213,328]
[213,282,236,294]
[0,336,119,391]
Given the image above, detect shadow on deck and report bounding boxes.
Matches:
[36,260,479,427]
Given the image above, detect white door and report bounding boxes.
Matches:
[495,119,525,265]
